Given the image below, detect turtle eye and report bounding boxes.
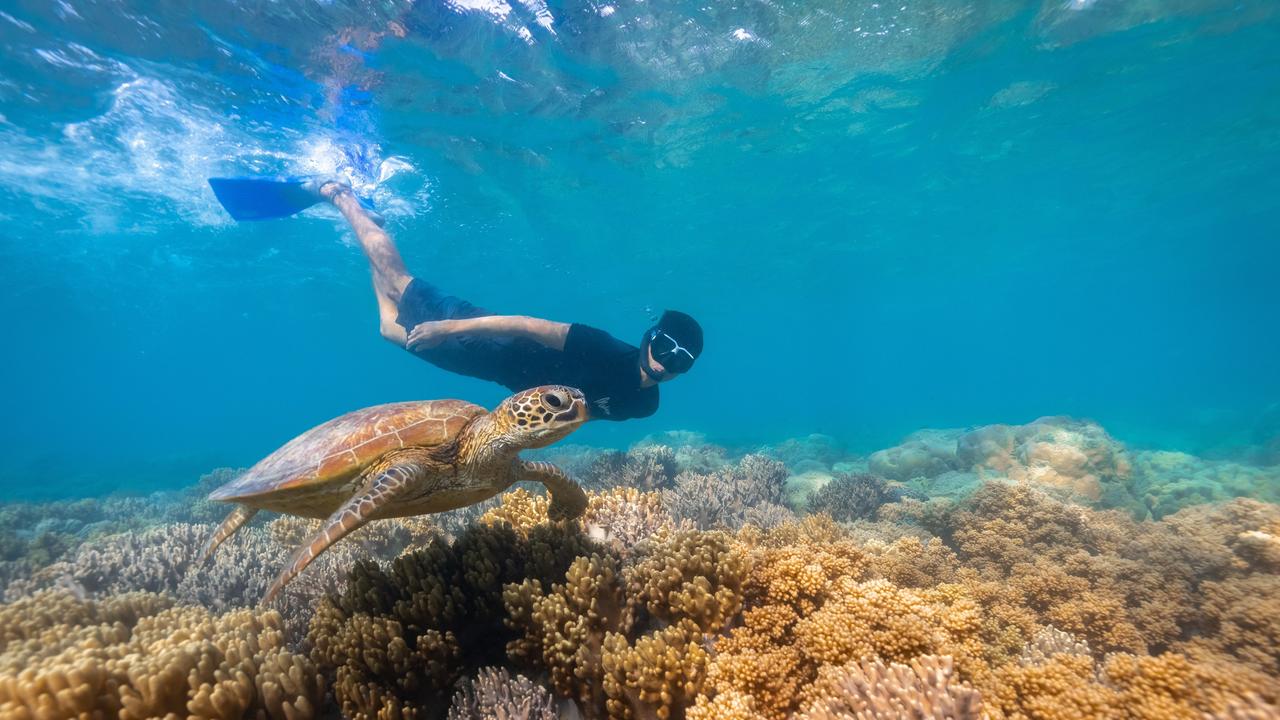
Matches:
[544,392,565,409]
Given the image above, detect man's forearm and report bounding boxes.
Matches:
[451,315,569,350]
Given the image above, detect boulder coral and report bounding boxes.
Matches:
[1131,450,1280,518]
[870,418,1140,511]
[0,590,323,720]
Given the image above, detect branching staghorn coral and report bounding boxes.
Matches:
[6,522,358,642]
[581,445,680,491]
[602,618,709,720]
[805,472,908,523]
[0,590,323,720]
[627,529,746,633]
[665,454,789,530]
[937,482,1232,655]
[504,552,629,713]
[479,487,556,535]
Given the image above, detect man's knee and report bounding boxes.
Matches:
[380,318,407,345]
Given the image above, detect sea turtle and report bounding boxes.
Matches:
[203,385,590,604]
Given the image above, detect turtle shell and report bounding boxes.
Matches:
[209,399,486,504]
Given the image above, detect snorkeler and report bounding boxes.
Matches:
[315,180,703,421]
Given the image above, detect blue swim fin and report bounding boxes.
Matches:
[208,176,321,221]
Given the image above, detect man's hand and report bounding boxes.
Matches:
[406,319,461,350]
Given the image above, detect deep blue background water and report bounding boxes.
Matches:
[1,0,1277,498]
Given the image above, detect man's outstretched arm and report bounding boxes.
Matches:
[406,315,570,351]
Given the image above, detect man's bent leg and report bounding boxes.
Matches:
[327,188,412,343]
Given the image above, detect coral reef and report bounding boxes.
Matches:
[635,431,730,474]
[1130,449,1280,518]
[4,511,448,641]
[505,529,746,719]
[447,667,558,720]
[2,429,1279,720]
[665,454,789,530]
[796,655,983,720]
[582,487,684,555]
[0,590,323,720]
[805,472,910,522]
[308,522,597,719]
[480,486,683,556]
[756,434,848,475]
[694,487,1280,719]
[580,445,680,491]
[869,429,963,482]
[871,418,1142,512]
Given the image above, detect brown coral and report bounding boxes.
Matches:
[627,529,746,633]
[479,487,552,535]
[603,619,709,720]
[309,522,596,720]
[447,666,558,720]
[583,487,682,555]
[0,590,323,720]
[797,655,982,720]
[481,487,685,557]
[505,530,746,719]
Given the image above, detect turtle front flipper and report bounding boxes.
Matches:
[202,506,259,561]
[261,461,423,605]
[520,460,587,521]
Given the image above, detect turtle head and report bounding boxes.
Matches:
[495,385,589,448]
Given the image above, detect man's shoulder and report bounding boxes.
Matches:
[566,323,638,355]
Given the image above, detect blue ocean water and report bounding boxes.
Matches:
[0,0,1277,499]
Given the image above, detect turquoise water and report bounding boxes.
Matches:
[1,0,1278,499]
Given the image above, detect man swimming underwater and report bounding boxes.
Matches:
[316,180,703,421]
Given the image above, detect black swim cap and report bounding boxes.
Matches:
[641,310,704,381]
[656,310,703,357]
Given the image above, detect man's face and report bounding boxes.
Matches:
[645,342,680,382]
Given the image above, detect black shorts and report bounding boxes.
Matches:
[395,278,512,383]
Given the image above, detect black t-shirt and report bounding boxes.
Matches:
[488,324,658,421]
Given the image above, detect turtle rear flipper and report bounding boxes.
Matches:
[202,506,259,561]
[261,459,423,605]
